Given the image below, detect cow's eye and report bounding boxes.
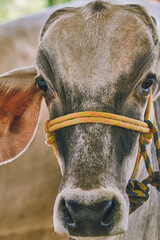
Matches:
[142,74,157,90]
[36,77,48,91]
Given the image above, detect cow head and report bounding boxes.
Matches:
[0,1,160,239]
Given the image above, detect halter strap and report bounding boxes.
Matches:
[45,92,160,213]
[47,111,150,133]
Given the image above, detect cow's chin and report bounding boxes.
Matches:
[73,236,116,240]
[72,236,114,240]
[53,187,129,238]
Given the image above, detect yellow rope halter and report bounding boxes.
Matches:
[45,92,160,213]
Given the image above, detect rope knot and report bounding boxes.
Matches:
[142,120,154,145]
[44,120,56,145]
[143,171,160,192]
[152,171,160,191]
[126,180,149,213]
[44,120,58,158]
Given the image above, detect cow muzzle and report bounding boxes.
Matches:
[53,188,128,237]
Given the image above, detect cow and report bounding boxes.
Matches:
[0,1,160,240]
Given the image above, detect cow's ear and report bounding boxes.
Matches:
[0,66,43,164]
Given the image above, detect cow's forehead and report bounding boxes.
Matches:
[37,2,158,97]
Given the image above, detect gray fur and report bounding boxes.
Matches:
[36,1,160,239]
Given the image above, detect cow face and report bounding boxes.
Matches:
[34,1,159,238]
[0,1,159,239]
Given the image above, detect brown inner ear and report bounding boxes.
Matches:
[0,87,43,163]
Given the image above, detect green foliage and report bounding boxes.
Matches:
[0,0,71,22]
[47,0,71,7]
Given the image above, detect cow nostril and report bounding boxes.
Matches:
[60,199,117,236]
[61,200,75,228]
[101,200,115,227]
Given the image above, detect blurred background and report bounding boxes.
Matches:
[0,0,159,23]
[0,0,71,22]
